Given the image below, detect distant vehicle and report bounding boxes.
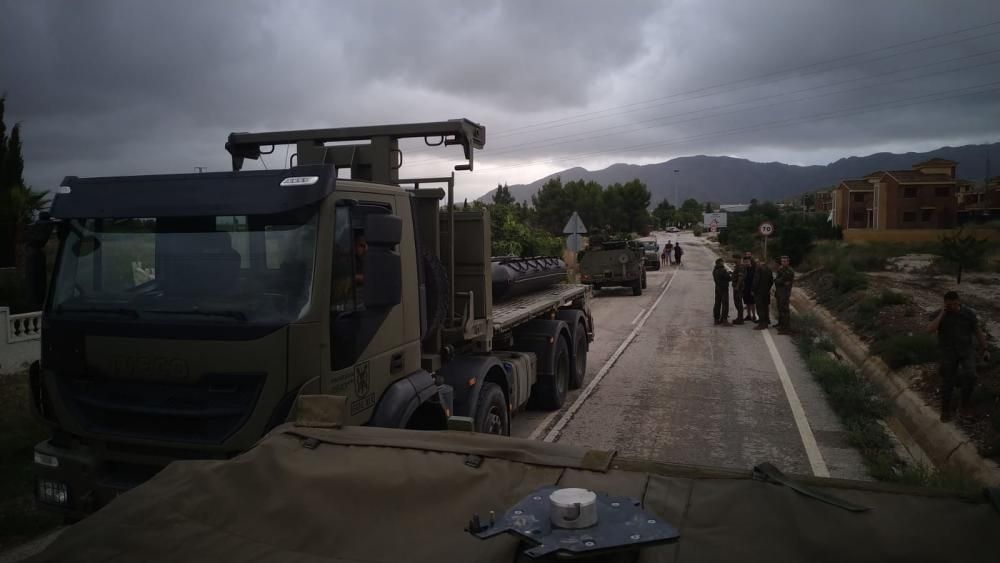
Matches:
[639,240,660,271]
[578,239,647,296]
[666,226,681,233]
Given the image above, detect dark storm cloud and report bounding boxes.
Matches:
[1,0,998,199]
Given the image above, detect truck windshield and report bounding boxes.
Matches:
[50,206,318,325]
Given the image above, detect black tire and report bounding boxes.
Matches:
[474,382,509,436]
[632,281,642,296]
[569,323,588,389]
[641,274,647,289]
[422,253,449,339]
[532,337,570,410]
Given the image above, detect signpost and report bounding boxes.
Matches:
[563,212,588,252]
[703,212,727,229]
[758,221,774,261]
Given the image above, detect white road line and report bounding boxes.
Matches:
[530,272,678,442]
[761,329,830,477]
[629,308,646,325]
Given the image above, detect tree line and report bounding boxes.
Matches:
[466,178,714,257]
[1,96,51,268]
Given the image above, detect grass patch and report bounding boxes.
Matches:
[870,334,939,370]
[0,373,61,550]
[793,313,975,490]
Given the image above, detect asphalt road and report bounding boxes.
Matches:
[515,232,868,480]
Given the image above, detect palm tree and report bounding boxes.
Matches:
[6,184,51,268]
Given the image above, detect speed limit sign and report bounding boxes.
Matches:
[758,222,774,237]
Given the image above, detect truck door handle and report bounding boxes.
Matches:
[390,353,404,373]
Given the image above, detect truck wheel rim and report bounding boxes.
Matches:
[486,408,504,435]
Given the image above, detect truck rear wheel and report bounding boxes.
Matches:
[532,336,570,410]
[474,382,509,436]
[641,274,647,289]
[632,281,642,296]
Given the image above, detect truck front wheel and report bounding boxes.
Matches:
[533,337,570,410]
[632,281,643,296]
[474,383,510,436]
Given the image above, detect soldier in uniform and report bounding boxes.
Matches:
[752,258,774,330]
[774,255,795,334]
[928,291,991,421]
[712,258,731,325]
[731,254,745,324]
[742,256,757,323]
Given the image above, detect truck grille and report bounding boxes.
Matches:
[56,372,265,445]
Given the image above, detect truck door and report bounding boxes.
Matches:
[321,193,418,425]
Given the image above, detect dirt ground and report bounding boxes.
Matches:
[799,262,1000,461]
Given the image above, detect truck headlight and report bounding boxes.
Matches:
[37,479,69,506]
[34,452,59,468]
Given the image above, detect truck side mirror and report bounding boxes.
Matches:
[364,214,402,246]
[362,214,402,310]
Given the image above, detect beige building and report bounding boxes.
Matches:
[832,158,958,230]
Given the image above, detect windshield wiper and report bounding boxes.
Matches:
[143,308,248,322]
[55,305,139,319]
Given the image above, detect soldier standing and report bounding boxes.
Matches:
[928,291,991,421]
[712,259,731,325]
[731,254,745,324]
[752,258,774,330]
[742,256,757,323]
[774,255,795,334]
[664,240,674,265]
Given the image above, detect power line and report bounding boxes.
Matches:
[403,50,1000,165]
[473,80,1000,173]
[490,21,1000,139]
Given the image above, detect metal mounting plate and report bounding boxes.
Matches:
[469,486,679,559]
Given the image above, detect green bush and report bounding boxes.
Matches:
[832,263,868,294]
[878,289,911,306]
[871,334,939,369]
[692,224,704,236]
[776,225,815,266]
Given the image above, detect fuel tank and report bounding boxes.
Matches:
[491,256,567,302]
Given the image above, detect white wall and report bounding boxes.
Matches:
[0,306,41,374]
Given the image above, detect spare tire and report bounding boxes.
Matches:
[422,253,449,340]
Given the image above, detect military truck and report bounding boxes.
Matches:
[25,119,595,518]
[639,239,661,271]
[578,239,647,295]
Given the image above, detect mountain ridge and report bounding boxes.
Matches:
[477,142,1000,205]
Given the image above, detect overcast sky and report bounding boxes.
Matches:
[2,0,999,201]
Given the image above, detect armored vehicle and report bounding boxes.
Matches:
[27,420,1000,562]
[578,240,647,296]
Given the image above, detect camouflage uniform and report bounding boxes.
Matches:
[731,265,745,322]
[712,263,731,324]
[934,306,980,416]
[774,265,795,330]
